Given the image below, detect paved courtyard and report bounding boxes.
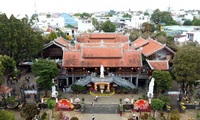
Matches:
[4,72,200,120]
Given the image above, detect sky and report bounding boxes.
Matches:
[0,0,199,18]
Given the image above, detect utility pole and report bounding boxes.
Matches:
[34,0,38,28]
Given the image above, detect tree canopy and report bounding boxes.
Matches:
[0,14,43,63]
[74,12,91,18]
[92,18,103,31]
[144,12,149,16]
[31,58,59,96]
[193,19,200,26]
[0,110,15,120]
[0,55,16,86]
[102,20,116,32]
[56,30,68,40]
[151,9,173,24]
[152,70,172,93]
[183,20,193,25]
[166,20,180,26]
[172,43,200,90]
[48,31,57,41]
[151,99,164,111]
[21,104,40,119]
[123,13,132,18]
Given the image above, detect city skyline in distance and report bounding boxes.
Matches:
[0,0,199,17]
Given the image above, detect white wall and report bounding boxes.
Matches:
[78,19,93,32]
[37,15,65,28]
[131,15,150,29]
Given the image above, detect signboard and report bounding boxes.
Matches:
[58,99,74,109]
[134,100,149,110]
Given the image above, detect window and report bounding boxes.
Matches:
[139,17,141,20]
[188,34,194,41]
[52,19,53,21]
[142,17,144,20]
[56,23,58,25]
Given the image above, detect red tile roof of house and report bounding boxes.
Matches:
[146,59,169,70]
[131,37,149,48]
[55,37,70,45]
[82,47,122,58]
[142,38,163,56]
[0,86,13,94]
[63,51,142,67]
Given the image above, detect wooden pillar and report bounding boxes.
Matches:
[107,83,110,91]
[136,77,138,88]
[94,83,97,90]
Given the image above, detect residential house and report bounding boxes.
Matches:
[78,18,94,32]
[131,14,150,29]
[59,13,78,27]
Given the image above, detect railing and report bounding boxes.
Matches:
[113,72,138,75]
[66,72,91,75]
[113,76,136,88]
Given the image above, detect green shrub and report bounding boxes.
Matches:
[71,117,79,120]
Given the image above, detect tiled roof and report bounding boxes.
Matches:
[63,51,142,67]
[146,59,169,70]
[131,37,149,48]
[0,86,13,94]
[82,47,122,58]
[89,34,116,39]
[55,37,70,45]
[142,38,163,56]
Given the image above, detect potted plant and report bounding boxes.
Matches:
[6,96,18,108]
[141,113,148,120]
[120,104,123,112]
[74,104,81,112]
[82,98,85,104]
[71,117,79,120]
[142,94,147,99]
[35,99,39,105]
[124,105,131,112]
[81,104,85,112]
[170,109,180,120]
[119,98,122,104]
[58,93,63,99]
[0,102,5,109]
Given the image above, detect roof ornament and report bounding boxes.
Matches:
[100,39,105,47]
[139,47,143,51]
[133,43,137,47]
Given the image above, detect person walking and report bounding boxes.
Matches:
[92,115,95,120]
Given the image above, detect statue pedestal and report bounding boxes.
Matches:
[100,75,104,79]
[100,90,104,94]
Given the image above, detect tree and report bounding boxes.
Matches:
[158,94,170,104]
[151,99,164,117]
[56,30,68,40]
[172,44,200,92]
[47,99,56,118]
[183,20,193,25]
[144,12,149,16]
[166,20,179,26]
[151,9,172,24]
[151,9,161,24]
[102,20,116,32]
[74,13,83,18]
[0,110,15,120]
[21,104,40,120]
[160,11,173,23]
[0,14,43,63]
[42,36,50,44]
[0,55,16,86]
[31,58,59,97]
[48,31,57,41]
[193,19,200,26]
[123,13,132,18]
[152,70,172,93]
[82,12,91,18]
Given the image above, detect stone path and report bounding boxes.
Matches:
[82,104,119,114]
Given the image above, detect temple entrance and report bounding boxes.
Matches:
[138,79,146,88]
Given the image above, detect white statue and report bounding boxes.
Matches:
[100,65,104,78]
[147,78,155,98]
[52,79,58,97]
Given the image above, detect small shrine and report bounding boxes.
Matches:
[133,100,151,112]
[56,99,74,111]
